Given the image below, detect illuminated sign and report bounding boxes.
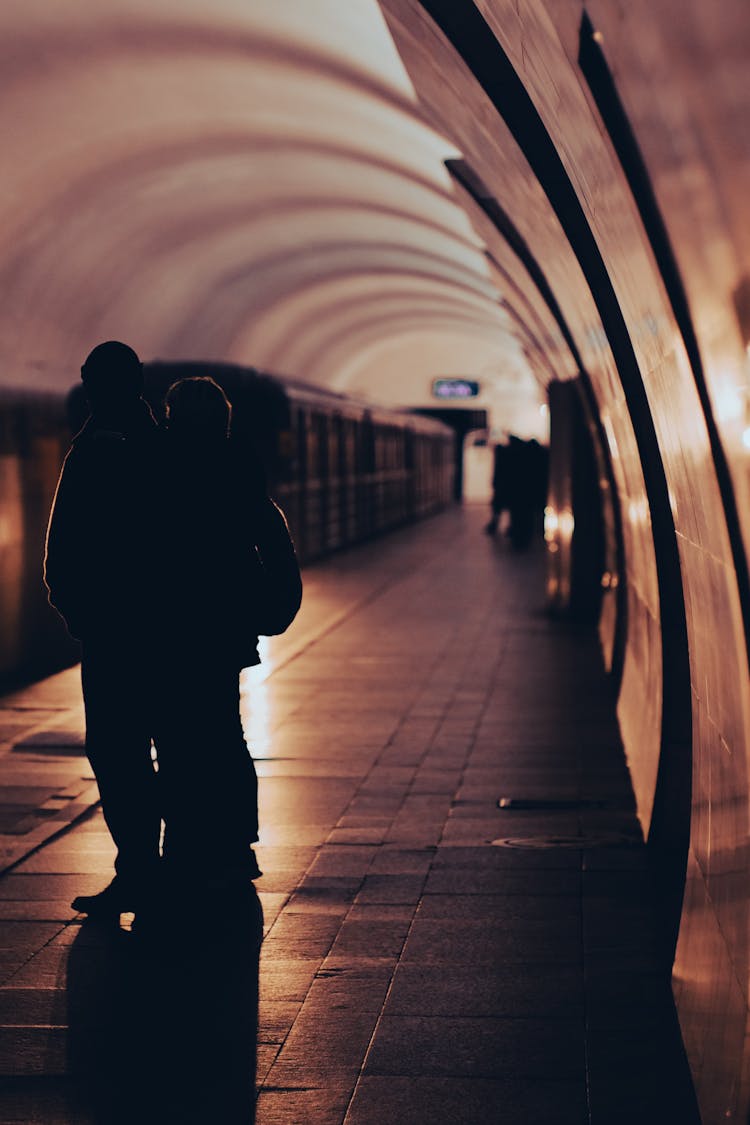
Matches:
[432,378,480,399]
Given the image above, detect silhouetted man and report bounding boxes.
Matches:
[44,341,161,918]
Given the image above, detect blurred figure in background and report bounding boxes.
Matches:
[484,439,510,536]
[485,434,549,550]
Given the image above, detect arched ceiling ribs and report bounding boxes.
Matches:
[301,312,513,393]
[0,132,472,266]
[256,288,509,373]
[269,305,511,381]
[168,238,501,337]
[0,16,419,119]
[171,268,509,370]
[497,299,559,387]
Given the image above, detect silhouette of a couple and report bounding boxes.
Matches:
[44,341,302,923]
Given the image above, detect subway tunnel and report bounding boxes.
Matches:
[0,2,749,1122]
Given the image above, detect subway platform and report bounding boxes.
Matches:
[0,506,699,1124]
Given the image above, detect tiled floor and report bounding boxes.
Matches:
[0,506,699,1123]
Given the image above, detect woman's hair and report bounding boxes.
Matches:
[165,376,232,438]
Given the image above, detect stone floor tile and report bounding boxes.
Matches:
[401,918,582,966]
[0,507,699,1122]
[417,892,580,923]
[258,959,319,1003]
[256,825,331,847]
[257,1000,303,1044]
[273,1007,380,1071]
[266,912,342,946]
[0,922,65,950]
[383,824,444,847]
[328,919,411,960]
[284,893,351,918]
[308,847,379,878]
[0,874,102,902]
[14,850,115,875]
[326,827,388,846]
[256,1076,356,1125]
[345,1075,588,1125]
[423,867,581,897]
[432,844,581,870]
[385,962,584,1020]
[256,1042,282,1085]
[260,934,335,962]
[364,1013,585,1080]
[345,904,413,923]
[354,874,425,905]
[582,847,649,871]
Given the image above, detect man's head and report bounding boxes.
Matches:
[165,376,232,441]
[80,341,143,412]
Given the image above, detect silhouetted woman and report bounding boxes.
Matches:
[152,376,300,890]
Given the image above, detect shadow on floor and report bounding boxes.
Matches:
[64,886,263,1124]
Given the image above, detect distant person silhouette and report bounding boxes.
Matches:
[485,435,549,550]
[44,341,161,919]
[484,440,511,536]
[151,376,301,890]
[506,434,536,549]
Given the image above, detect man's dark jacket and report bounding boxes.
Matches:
[44,400,158,640]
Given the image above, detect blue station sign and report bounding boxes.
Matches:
[432,378,480,399]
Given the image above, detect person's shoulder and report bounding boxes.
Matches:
[66,423,123,469]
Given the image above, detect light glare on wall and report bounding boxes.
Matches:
[715,383,745,422]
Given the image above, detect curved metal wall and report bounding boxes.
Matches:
[381,0,750,1116]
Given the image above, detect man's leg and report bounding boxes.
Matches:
[75,642,161,915]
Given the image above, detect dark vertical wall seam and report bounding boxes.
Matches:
[447,158,627,684]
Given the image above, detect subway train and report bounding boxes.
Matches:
[0,366,454,687]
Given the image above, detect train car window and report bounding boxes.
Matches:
[361,416,375,474]
[329,415,341,478]
[295,407,308,482]
[306,412,319,480]
[404,428,415,470]
[338,417,350,477]
[317,413,329,479]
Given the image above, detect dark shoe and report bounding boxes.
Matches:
[71,877,133,920]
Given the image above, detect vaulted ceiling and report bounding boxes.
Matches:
[2,0,747,453]
[0,0,547,436]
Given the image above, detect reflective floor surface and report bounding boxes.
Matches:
[0,507,698,1123]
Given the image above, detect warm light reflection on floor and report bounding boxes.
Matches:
[239,638,273,755]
